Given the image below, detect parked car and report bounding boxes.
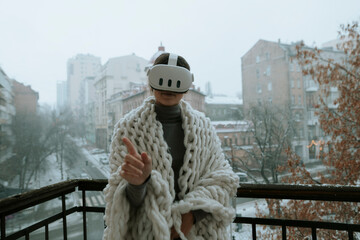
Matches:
[100,157,109,165]
[236,172,249,185]
[90,148,105,154]
[80,173,90,179]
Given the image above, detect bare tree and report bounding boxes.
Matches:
[236,103,295,184]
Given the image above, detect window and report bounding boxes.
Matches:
[256,69,260,78]
[291,79,295,88]
[268,82,272,91]
[256,83,262,93]
[265,52,270,60]
[297,78,301,88]
[266,66,271,76]
[295,146,303,158]
[289,63,294,71]
[298,95,302,105]
[291,95,295,105]
[256,55,260,63]
[268,97,272,103]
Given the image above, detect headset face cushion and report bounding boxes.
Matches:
[148,65,193,93]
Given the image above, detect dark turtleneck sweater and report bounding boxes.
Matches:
[154,103,186,196]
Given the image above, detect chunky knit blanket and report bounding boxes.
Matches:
[103,97,238,240]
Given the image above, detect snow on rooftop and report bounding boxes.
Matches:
[211,120,248,126]
[205,95,243,105]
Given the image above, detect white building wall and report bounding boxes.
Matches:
[56,81,67,111]
[67,54,101,111]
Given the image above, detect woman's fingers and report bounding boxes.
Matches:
[124,154,144,169]
[122,137,138,156]
[121,162,143,176]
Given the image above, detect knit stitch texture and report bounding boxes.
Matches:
[103,97,238,240]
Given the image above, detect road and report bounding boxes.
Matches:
[5,145,107,239]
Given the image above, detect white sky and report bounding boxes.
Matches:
[0,0,359,106]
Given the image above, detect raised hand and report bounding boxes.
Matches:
[120,137,152,185]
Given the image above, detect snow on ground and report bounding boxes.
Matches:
[79,145,110,179]
[232,199,268,239]
[9,153,70,190]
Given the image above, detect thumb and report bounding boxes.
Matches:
[141,152,151,165]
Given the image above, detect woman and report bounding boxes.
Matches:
[103,53,238,240]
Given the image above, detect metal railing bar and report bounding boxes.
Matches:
[252,223,256,240]
[61,195,67,240]
[312,227,317,240]
[0,181,78,216]
[349,230,354,240]
[1,214,5,239]
[4,207,77,240]
[234,216,360,232]
[80,206,105,213]
[82,189,87,240]
[45,224,49,240]
[282,225,286,240]
[237,184,360,202]
[78,179,107,191]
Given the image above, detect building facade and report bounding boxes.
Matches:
[56,81,67,111]
[0,68,15,165]
[205,95,243,121]
[241,39,343,162]
[12,80,39,114]
[67,54,101,111]
[93,54,148,150]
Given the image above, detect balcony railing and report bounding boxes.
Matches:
[1,180,360,240]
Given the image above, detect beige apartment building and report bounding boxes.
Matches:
[93,54,149,150]
[241,39,343,162]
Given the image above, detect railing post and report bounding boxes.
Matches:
[282,225,286,240]
[82,189,87,240]
[45,224,49,240]
[348,230,354,240]
[62,194,68,240]
[252,223,256,240]
[1,214,5,239]
[311,227,317,240]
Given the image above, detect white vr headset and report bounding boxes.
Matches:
[147,53,194,93]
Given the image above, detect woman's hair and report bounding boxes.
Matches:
[154,53,190,71]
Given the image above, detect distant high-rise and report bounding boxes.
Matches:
[67,54,101,111]
[56,81,67,111]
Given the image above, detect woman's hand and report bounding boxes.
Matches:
[120,137,152,185]
[170,212,194,239]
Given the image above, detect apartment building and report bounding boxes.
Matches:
[241,39,343,162]
[0,68,15,165]
[12,80,39,114]
[205,95,243,121]
[56,81,67,111]
[93,54,148,150]
[67,54,101,111]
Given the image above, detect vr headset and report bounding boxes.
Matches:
[147,53,194,93]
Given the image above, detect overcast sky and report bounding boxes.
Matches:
[0,0,359,106]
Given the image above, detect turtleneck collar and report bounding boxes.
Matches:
[155,103,182,123]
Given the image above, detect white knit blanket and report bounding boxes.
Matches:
[103,97,238,240]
